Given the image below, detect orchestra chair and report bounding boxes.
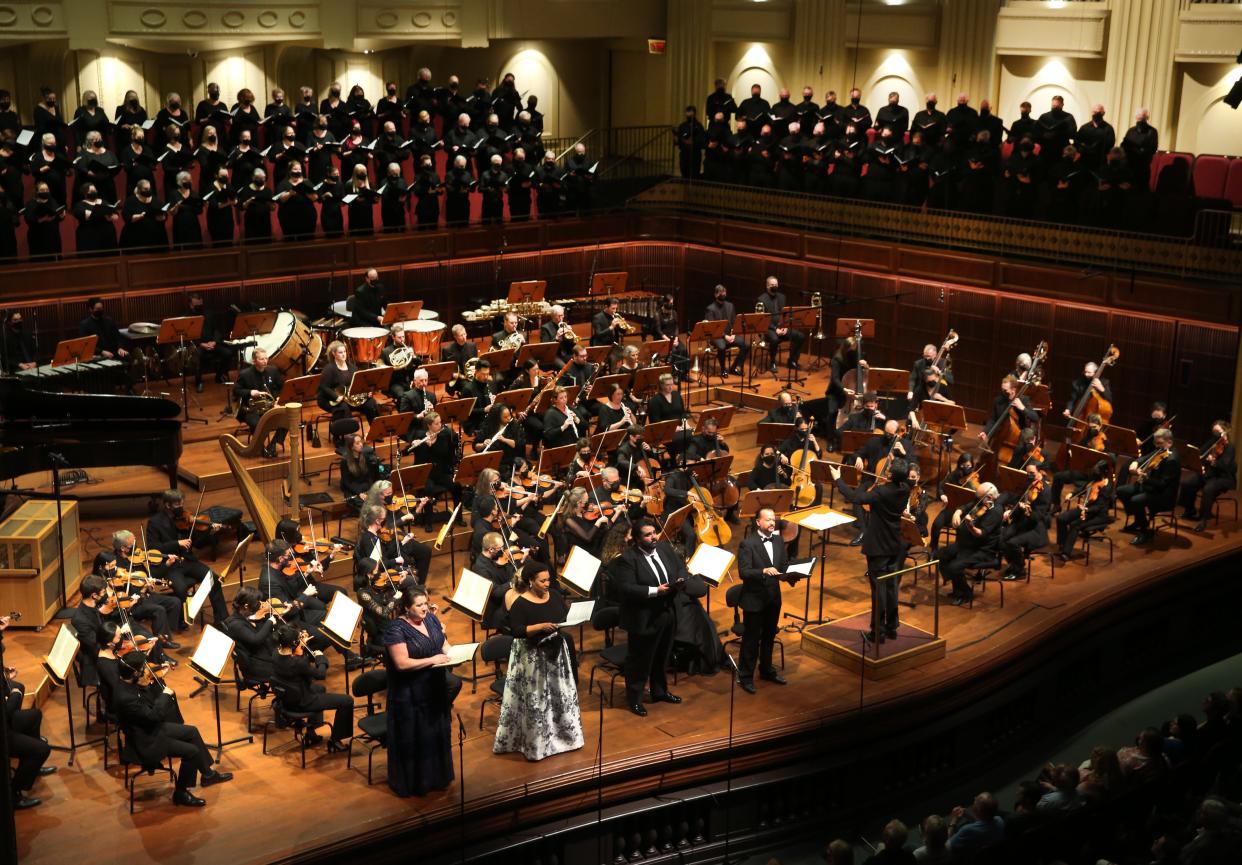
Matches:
[722,583,785,670]
[700,342,740,384]
[1150,505,1181,542]
[477,634,514,730]
[232,656,274,733]
[587,605,628,707]
[966,556,1006,610]
[1211,491,1238,526]
[117,728,177,814]
[262,682,318,769]
[346,668,388,786]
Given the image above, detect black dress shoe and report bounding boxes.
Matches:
[161,638,181,650]
[951,595,968,607]
[768,363,778,374]
[215,374,228,384]
[195,382,205,394]
[1131,532,1151,545]
[261,444,276,459]
[13,795,41,809]
[787,361,800,371]
[850,533,865,546]
[864,630,885,643]
[739,681,757,695]
[884,628,899,641]
[1195,519,1208,533]
[628,702,648,717]
[201,769,233,786]
[173,789,207,807]
[759,671,787,685]
[651,692,682,704]
[1002,569,1022,581]
[38,766,58,776]
[326,739,349,754]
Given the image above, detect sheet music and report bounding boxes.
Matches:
[785,558,817,577]
[688,543,735,587]
[44,624,80,683]
[185,570,215,622]
[561,600,595,629]
[190,625,235,680]
[797,510,856,532]
[322,592,363,645]
[560,546,601,595]
[451,569,491,619]
[434,641,479,667]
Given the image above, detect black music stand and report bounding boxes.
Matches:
[421,360,457,395]
[587,373,630,404]
[660,504,693,544]
[694,404,737,435]
[756,422,795,447]
[781,306,819,392]
[367,412,414,464]
[517,341,558,369]
[159,315,208,425]
[479,347,517,372]
[638,340,670,367]
[454,451,502,490]
[689,319,728,396]
[436,397,476,434]
[920,401,967,481]
[733,312,770,402]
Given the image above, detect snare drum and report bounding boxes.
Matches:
[244,310,324,374]
[405,320,446,358]
[342,326,389,364]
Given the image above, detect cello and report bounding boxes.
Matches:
[687,471,732,547]
[983,341,1047,467]
[1067,344,1120,428]
[787,424,819,508]
[835,322,867,429]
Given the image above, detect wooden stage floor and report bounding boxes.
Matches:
[6,367,1241,865]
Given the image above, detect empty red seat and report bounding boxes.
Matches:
[1193,155,1229,199]
[1225,159,1242,208]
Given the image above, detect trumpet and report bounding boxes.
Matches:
[556,321,581,344]
[612,314,637,334]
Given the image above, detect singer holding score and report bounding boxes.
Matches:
[382,579,454,797]
[734,508,793,693]
[493,562,584,761]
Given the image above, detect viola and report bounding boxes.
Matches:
[127,547,166,566]
[582,498,616,521]
[174,508,215,533]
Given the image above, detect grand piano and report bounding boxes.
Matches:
[0,376,183,491]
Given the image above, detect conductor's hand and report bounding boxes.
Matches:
[762,567,781,577]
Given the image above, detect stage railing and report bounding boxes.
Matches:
[629,178,1242,283]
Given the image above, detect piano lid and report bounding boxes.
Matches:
[0,376,183,421]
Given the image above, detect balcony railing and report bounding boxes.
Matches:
[628,178,1242,283]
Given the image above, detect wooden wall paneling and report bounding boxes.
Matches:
[237,277,298,311]
[450,228,511,258]
[764,259,807,303]
[1113,276,1237,327]
[494,252,544,289]
[672,216,720,246]
[2,259,125,302]
[448,258,507,312]
[1107,313,1176,432]
[1047,304,1111,410]
[896,247,996,288]
[1170,323,1238,441]
[892,280,948,382]
[124,288,189,331]
[717,222,802,258]
[999,263,1109,306]
[10,300,67,347]
[538,249,588,302]
[622,243,679,296]
[244,240,352,279]
[296,273,345,317]
[846,271,901,369]
[943,287,999,412]
[126,251,243,288]
[719,251,767,294]
[681,245,723,324]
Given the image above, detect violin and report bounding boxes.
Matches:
[1201,433,1228,475]
[385,494,429,514]
[582,497,616,521]
[127,547,166,566]
[497,545,529,567]
[174,508,218,534]
[1073,477,1111,515]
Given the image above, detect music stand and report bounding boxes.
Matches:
[517,341,558,368]
[1068,444,1110,474]
[786,503,856,625]
[538,443,579,480]
[589,428,628,456]
[382,300,422,325]
[496,387,534,413]
[641,419,680,452]
[688,455,735,492]
[739,488,794,518]
[587,373,630,402]
[835,318,876,339]
[50,335,97,395]
[638,341,670,367]
[781,306,819,392]
[480,346,517,371]
[1105,423,1139,457]
[695,404,736,434]
[840,429,880,457]
[230,310,278,342]
[188,625,253,759]
[367,411,414,464]
[733,312,771,400]
[920,401,967,478]
[1026,382,1052,414]
[390,461,433,496]
[689,319,728,397]
[348,367,392,424]
[507,280,547,304]
[866,367,910,396]
[584,345,612,366]
[756,422,795,447]
[436,397,476,432]
[420,360,457,395]
[996,464,1030,499]
[278,374,321,475]
[454,450,502,488]
[632,364,672,397]
[159,315,208,425]
[660,503,693,543]
[590,272,627,296]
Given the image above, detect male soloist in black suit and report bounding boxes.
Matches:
[610,518,703,716]
[834,459,910,640]
[735,508,793,692]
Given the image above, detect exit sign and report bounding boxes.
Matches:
[647,38,666,55]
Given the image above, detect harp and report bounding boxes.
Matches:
[218,403,304,546]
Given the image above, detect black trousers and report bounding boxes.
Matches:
[1180,474,1236,518]
[161,722,214,789]
[737,599,781,683]
[865,553,903,632]
[299,688,355,741]
[938,543,995,598]
[131,593,181,637]
[625,613,674,704]
[930,505,955,550]
[194,344,232,383]
[710,337,750,369]
[169,560,229,624]
[9,726,51,793]
[1056,511,1110,556]
[765,328,805,364]
[1001,525,1048,570]
[1118,484,1172,532]
[242,410,289,446]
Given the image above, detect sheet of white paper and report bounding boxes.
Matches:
[560,546,600,595]
[434,641,479,667]
[190,625,235,680]
[322,592,363,645]
[785,558,816,576]
[44,624,80,683]
[341,193,358,204]
[561,600,595,629]
[451,569,491,618]
[185,570,215,622]
[797,510,856,532]
[687,543,735,587]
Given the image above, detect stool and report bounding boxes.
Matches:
[1213,492,1239,526]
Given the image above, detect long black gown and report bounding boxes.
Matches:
[382,615,454,797]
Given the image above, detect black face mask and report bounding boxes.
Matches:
[92,309,103,319]
[850,97,860,105]
[9,322,21,331]
[1092,113,1103,122]
[315,122,326,131]
[330,89,341,98]
[763,456,776,467]
[87,98,98,107]
[0,101,9,111]
[169,101,180,110]
[927,101,937,110]
[387,87,397,96]
[36,192,49,201]
[980,107,990,116]
[1020,111,1030,118]
[190,304,203,314]
[128,98,139,107]
[284,132,293,141]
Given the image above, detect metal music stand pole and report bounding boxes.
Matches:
[457,713,467,865]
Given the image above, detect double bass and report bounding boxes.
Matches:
[984,341,1047,467]
[835,321,867,429]
[1067,344,1119,428]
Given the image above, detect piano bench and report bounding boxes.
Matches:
[307,500,352,538]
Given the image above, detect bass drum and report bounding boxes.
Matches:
[244,311,323,375]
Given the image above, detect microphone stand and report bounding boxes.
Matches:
[722,653,740,865]
[457,712,467,865]
[595,681,606,865]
